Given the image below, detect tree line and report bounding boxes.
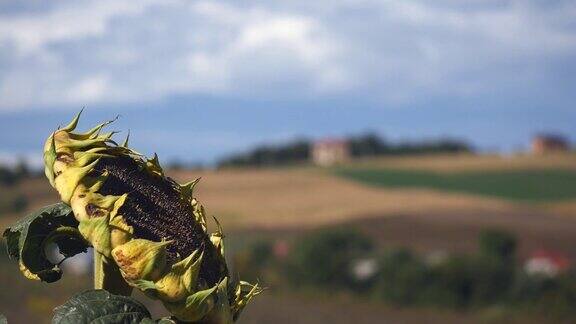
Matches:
[235,228,576,321]
[218,133,471,168]
[0,161,34,214]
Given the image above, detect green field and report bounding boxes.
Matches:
[335,168,576,202]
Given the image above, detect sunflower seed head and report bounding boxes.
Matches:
[40,112,261,322]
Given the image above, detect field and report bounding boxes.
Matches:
[335,168,576,201]
[348,153,576,173]
[335,153,576,202]
[2,152,576,323]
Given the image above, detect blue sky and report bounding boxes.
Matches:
[0,0,575,166]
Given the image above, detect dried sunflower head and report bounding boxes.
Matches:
[39,111,261,323]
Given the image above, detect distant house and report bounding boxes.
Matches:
[425,250,449,266]
[311,139,350,166]
[531,134,569,154]
[350,258,378,281]
[524,249,571,277]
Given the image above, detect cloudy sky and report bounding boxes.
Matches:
[0,0,575,165]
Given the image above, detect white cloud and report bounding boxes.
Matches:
[179,11,352,94]
[65,75,109,102]
[0,0,574,110]
[0,0,351,109]
[0,0,158,55]
[185,53,231,91]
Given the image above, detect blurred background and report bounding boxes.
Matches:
[1,0,576,323]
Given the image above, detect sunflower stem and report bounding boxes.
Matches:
[94,251,104,289]
[93,251,133,296]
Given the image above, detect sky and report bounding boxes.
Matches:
[0,0,575,166]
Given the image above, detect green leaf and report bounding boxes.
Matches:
[2,203,89,282]
[52,289,152,324]
[0,313,7,324]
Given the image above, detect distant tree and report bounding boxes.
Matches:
[375,249,430,305]
[348,133,389,157]
[0,167,18,186]
[219,139,310,168]
[234,240,274,282]
[419,230,517,307]
[469,255,515,305]
[288,228,373,288]
[511,271,576,319]
[0,194,28,214]
[251,241,274,267]
[478,229,517,262]
[14,159,30,179]
[0,160,35,186]
[425,255,475,308]
[11,195,28,212]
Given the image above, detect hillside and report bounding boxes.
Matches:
[3,153,576,231]
[2,153,576,323]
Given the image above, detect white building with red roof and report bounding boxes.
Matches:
[524,249,571,277]
[311,138,350,166]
